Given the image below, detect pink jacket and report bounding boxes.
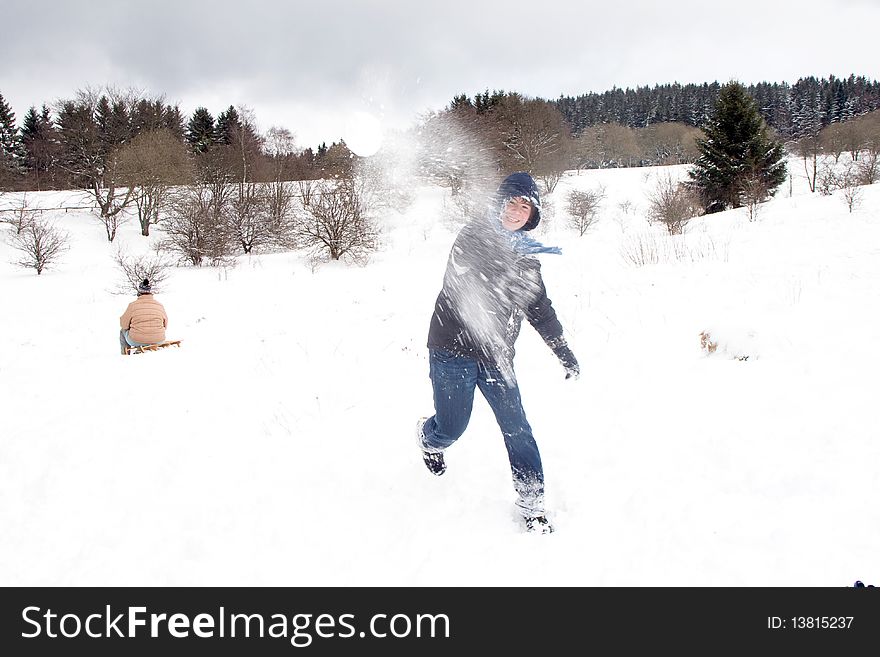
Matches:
[120,294,168,344]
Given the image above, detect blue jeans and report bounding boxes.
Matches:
[422,349,545,516]
[119,329,150,354]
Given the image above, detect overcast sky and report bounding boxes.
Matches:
[2,0,878,150]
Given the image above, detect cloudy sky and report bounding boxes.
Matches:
[2,0,878,149]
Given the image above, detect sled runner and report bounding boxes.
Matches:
[124,340,182,355]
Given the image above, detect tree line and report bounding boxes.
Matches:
[2,73,878,195]
[555,74,880,138]
[0,86,396,273]
[0,87,356,193]
[1,74,878,275]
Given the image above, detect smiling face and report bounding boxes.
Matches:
[500,197,534,231]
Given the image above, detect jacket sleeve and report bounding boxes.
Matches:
[524,264,580,377]
[523,261,564,345]
[120,302,133,330]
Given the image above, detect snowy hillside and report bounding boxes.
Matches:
[1,159,878,586]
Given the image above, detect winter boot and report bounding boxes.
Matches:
[416,417,446,476]
[524,514,554,534]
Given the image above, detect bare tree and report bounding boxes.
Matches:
[795,132,821,193]
[117,129,193,236]
[570,129,599,173]
[646,173,700,235]
[566,187,605,236]
[55,87,154,240]
[293,177,379,263]
[844,110,880,161]
[536,142,569,194]
[601,123,641,168]
[264,126,298,233]
[493,95,569,178]
[91,150,135,241]
[8,217,70,274]
[217,107,278,254]
[855,114,879,184]
[575,123,640,169]
[820,123,847,163]
[637,122,703,165]
[417,110,495,197]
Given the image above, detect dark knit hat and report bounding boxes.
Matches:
[137,278,152,295]
[495,172,542,231]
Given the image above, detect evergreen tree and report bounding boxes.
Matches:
[106,99,132,146]
[21,106,49,186]
[215,105,241,146]
[0,92,25,177]
[689,81,787,213]
[449,94,473,113]
[94,95,112,144]
[20,106,41,144]
[186,107,216,154]
[163,104,186,142]
[20,105,58,188]
[55,98,102,188]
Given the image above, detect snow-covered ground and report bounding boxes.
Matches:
[1,157,878,586]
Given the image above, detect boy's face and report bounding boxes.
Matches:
[501,197,533,231]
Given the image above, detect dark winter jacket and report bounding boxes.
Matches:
[427,173,572,383]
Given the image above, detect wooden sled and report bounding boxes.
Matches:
[125,340,182,355]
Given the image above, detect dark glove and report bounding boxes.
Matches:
[550,339,580,380]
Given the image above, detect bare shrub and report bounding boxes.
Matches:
[162,185,236,266]
[534,195,555,233]
[646,173,700,234]
[1,193,38,234]
[8,217,70,274]
[740,171,769,222]
[441,178,495,230]
[355,154,415,215]
[620,231,663,266]
[298,180,315,207]
[856,151,878,185]
[538,168,565,195]
[228,182,271,254]
[113,246,173,294]
[817,161,840,196]
[838,163,864,213]
[842,183,863,213]
[566,187,604,236]
[620,229,729,267]
[817,161,866,212]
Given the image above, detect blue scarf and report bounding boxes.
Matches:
[507,230,562,255]
[487,209,562,256]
